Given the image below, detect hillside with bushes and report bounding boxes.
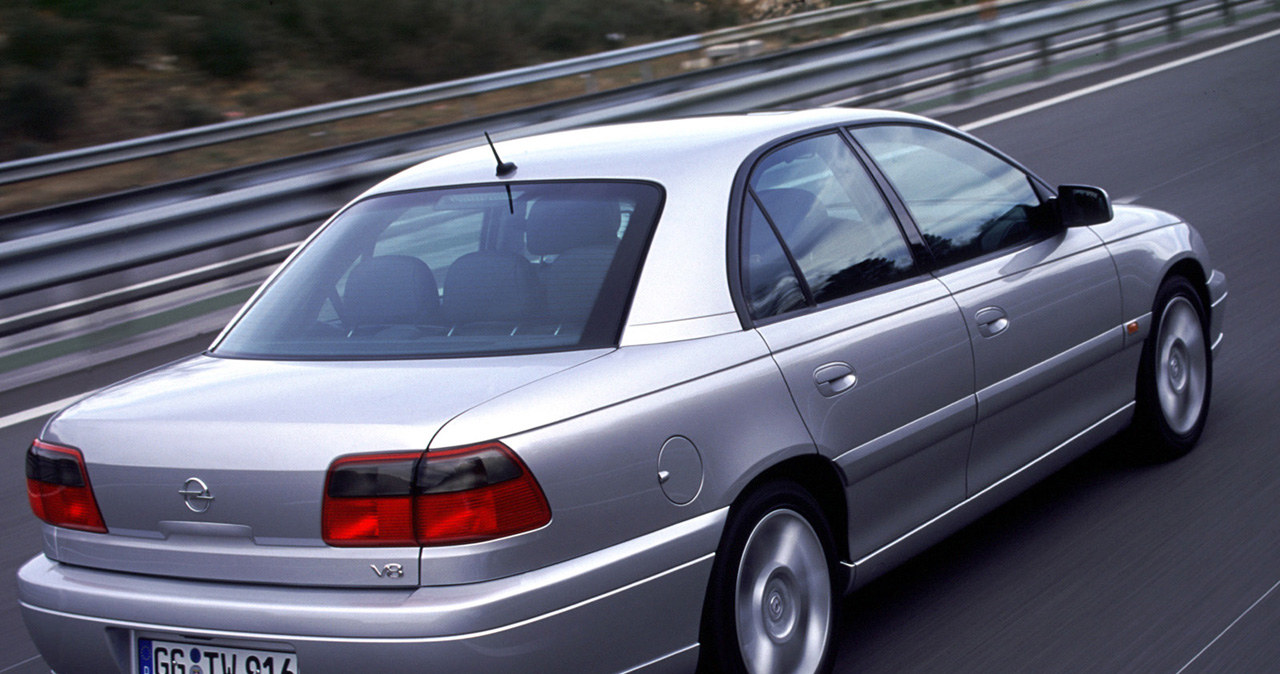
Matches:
[0,0,780,160]
[0,0,976,210]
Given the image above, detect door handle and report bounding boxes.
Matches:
[975,306,1009,338]
[814,362,857,397]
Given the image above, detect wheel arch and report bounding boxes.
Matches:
[1162,257,1211,320]
[728,454,850,567]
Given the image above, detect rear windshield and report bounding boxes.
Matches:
[214,181,664,359]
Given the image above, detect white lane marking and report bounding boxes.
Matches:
[960,27,1280,131]
[0,655,42,673]
[0,391,94,431]
[1176,576,1280,673]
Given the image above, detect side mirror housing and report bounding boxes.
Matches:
[1056,185,1113,227]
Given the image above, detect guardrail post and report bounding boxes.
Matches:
[1166,5,1182,42]
[867,0,883,28]
[880,75,903,107]
[639,62,654,82]
[581,73,599,94]
[953,56,977,103]
[1036,37,1052,79]
[1221,0,1236,25]
[1104,20,1119,61]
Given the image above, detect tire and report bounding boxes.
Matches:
[1132,275,1212,460]
[699,481,840,674]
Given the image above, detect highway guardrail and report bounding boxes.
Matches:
[0,0,1274,383]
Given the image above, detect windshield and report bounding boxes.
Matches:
[214,181,664,359]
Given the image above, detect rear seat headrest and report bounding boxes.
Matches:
[525,199,620,256]
[442,251,544,325]
[344,255,439,327]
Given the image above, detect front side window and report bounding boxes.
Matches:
[743,133,916,319]
[850,124,1053,267]
[215,181,662,359]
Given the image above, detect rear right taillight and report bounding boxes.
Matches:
[26,439,107,533]
[323,442,551,547]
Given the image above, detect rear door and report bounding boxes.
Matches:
[740,132,975,562]
[850,124,1124,495]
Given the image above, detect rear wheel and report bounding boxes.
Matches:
[700,481,839,674]
[1132,276,1212,459]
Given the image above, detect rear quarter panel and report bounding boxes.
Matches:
[421,330,815,585]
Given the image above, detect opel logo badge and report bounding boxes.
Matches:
[178,477,215,513]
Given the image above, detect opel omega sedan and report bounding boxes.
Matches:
[19,109,1225,674]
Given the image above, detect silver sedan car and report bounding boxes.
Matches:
[19,108,1225,674]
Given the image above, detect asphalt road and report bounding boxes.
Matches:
[3,21,1279,673]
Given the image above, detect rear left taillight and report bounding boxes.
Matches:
[323,442,551,547]
[26,439,107,533]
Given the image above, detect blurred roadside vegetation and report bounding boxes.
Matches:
[0,0,977,213]
[0,0,750,159]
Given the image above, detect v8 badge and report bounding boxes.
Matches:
[371,563,404,579]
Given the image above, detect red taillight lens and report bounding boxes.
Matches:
[322,451,418,546]
[322,442,550,547]
[414,443,552,545]
[25,439,107,533]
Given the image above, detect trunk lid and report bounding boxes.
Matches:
[40,350,603,587]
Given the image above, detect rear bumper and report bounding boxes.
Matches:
[19,509,724,674]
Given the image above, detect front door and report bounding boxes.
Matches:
[740,131,975,561]
[850,123,1124,495]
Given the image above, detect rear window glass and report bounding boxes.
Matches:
[214,181,663,359]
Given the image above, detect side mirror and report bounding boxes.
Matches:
[1056,185,1113,227]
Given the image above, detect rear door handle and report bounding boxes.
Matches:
[814,362,857,397]
[975,306,1009,338]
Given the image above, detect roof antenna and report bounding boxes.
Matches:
[484,132,517,177]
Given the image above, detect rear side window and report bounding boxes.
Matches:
[850,125,1053,267]
[743,133,916,320]
[215,181,663,359]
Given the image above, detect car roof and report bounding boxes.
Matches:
[367,108,932,194]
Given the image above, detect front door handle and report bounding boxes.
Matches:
[975,306,1009,338]
[814,362,857,397]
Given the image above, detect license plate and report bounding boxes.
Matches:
[137,637,298,674]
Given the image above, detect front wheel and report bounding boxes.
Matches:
[700,481,839,674]
[1132,276,1212,460]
